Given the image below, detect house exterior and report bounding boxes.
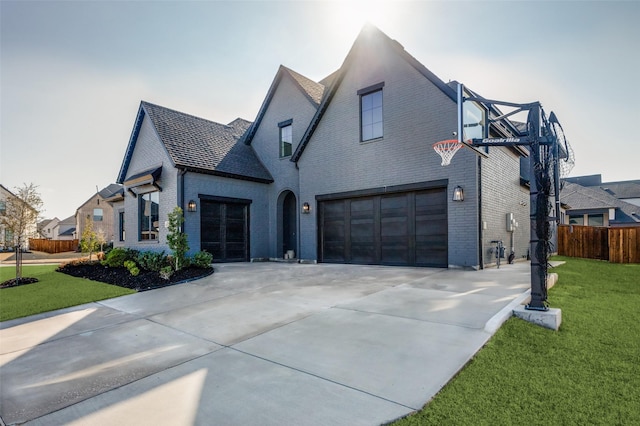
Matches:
[53,216,76,241]
[37,217,60,239]
[560,181,640,227]
[564,175,640,208]
[0,184,38,250]
[74,184,122,243]
[113,25,531,268]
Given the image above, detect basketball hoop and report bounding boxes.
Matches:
[433,139,463,166]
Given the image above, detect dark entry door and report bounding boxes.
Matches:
[282,191,297,257]
[201,200,249,262]
[318,188,447,267]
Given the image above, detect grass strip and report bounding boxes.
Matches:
[0,265,135,322]
[394,257,640,425]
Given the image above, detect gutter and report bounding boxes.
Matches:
[178,169,187,230]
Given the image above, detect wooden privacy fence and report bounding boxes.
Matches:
[558,225,640,263]
[29,239,79,254]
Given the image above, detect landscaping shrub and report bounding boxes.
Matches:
[159,265,174,280]
[137,251,167,272]
[192,251,213,268]
[101,248,135,268]
[123,260,140,277]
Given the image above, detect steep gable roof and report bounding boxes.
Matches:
[561,181,640,223]
[117,102,273,184]
[241,65,326,146]
[291,23,458,162]
[75,184,123,213]
[286,67,325,105]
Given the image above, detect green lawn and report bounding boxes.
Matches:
[395,257,640,425]
[0,265,135,322]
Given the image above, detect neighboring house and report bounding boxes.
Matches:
[564,174,640,207]
[53,216,76,241]
[0,184,38,250]
[37,217,60,239]
[560,181,640,227]
[113,24,533,268]
[75,184,122,243]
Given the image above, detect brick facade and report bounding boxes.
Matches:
[113,25,529,269]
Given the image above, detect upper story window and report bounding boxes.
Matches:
[358,82,384,141]
[0,201,6,215]
[279,119,293,158]
[93,208,103,221]
[139,191,159,241]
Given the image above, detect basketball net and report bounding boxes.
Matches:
[433,139,463,166]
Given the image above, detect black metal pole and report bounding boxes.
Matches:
[527,105,548,311]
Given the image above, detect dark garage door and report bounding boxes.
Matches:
[201,200,249,262]
[319,188,447,267]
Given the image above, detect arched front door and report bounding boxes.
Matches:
[280,191,297,259]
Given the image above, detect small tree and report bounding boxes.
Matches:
[0,183,43,281]
[95,226,107,253]
[80,217,99,261]
[167,206,189,271]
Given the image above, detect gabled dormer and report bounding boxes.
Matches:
[242,65,326,179]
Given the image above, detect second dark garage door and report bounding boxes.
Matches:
[318,188,447,267]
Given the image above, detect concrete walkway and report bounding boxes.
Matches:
[0,250,86,266]
[0,262,532,425]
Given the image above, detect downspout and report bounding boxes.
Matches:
[178,169,187,231]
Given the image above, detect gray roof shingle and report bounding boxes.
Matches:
[283,67,325,105]
[141,102,273,183]
[595,181,640,199]
[98,183,124,199]
[561,181,640,223]
[241,65,325,146]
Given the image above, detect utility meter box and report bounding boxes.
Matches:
[506,213,515,232]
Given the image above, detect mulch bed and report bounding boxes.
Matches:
[56,263,214,292]
[0,277,39,289]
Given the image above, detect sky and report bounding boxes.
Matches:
[1,0,639,220]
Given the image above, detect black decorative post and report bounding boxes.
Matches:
[526,105,548,311]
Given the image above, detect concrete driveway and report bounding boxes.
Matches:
[0,262,531,425]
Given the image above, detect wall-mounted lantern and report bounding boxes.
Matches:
[452,186,464,202]
[187,200,197,212]
[302,202,310,214]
